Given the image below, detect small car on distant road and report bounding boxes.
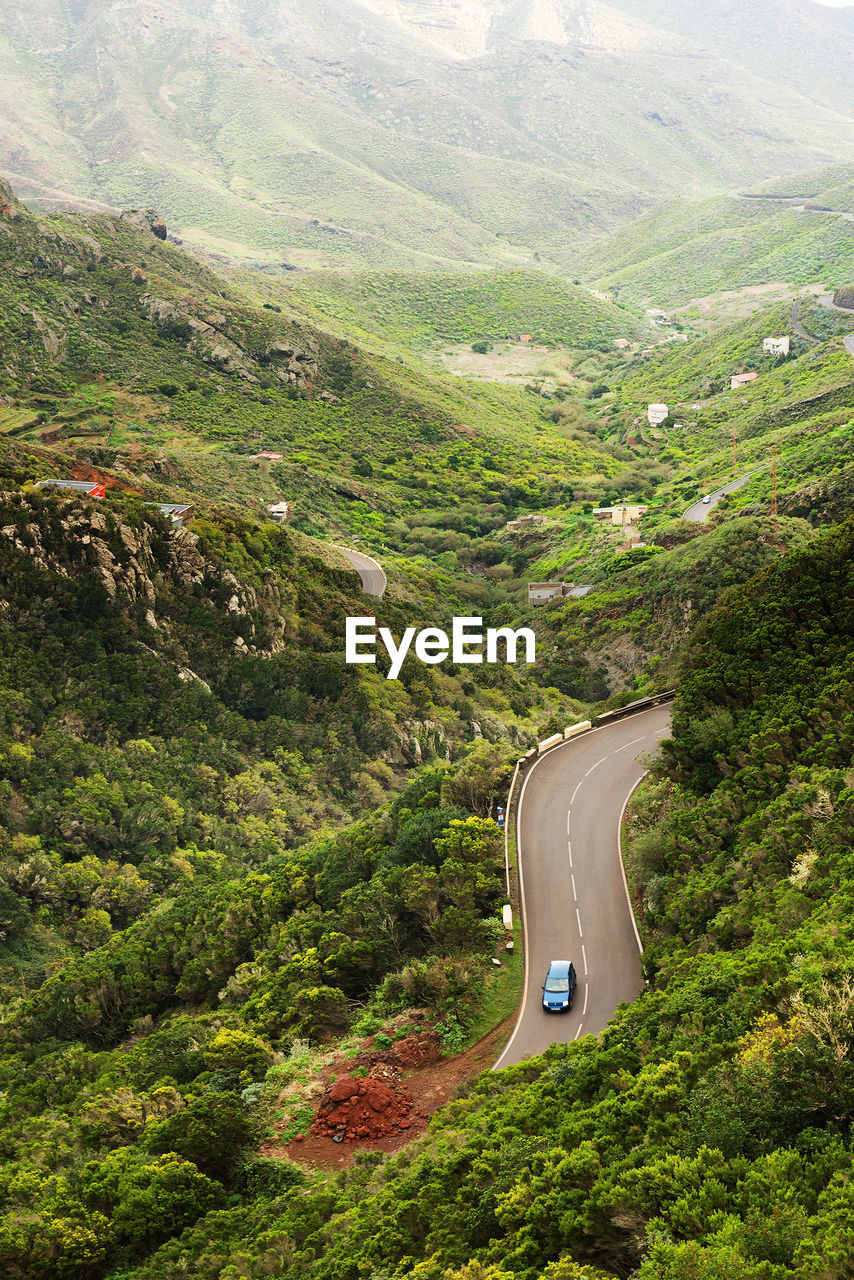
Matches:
[542,959,577,1013]
[702,495,712,504]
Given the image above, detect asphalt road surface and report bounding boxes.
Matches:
[846,335,854,361]
[336,547,387,598]
[495,703,671,1069]
[791,300,817,343]
[683,473,755,522]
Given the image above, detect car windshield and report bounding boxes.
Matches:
[545,977,569,992]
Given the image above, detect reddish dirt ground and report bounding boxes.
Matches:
[263,1015,514,1171]
[70,461,139,492]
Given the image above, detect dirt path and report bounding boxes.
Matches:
[269,1016,514,1172]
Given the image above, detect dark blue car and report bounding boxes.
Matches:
[542,959,577,1013]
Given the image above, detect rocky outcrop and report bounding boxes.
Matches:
[0,496,287,659]
[120,208,167,240]
[311,1068,416,1143]
[141,295,318,387]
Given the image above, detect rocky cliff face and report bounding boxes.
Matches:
[141,295,318,387]
[0,495,287,659]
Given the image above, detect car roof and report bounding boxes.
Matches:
[547,960,573,977]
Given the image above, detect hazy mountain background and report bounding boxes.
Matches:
[2,0,854,271]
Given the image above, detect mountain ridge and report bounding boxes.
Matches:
[4,0,854,268]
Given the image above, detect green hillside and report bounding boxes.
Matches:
[5,0,854,269]
[289,270,648,354]
[7,139,854,1280]
[6,510,854,1278]
[588,181,854,307]
[0,183,629,565]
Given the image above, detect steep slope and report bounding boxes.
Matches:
[0,180,639,559]
[3,0,854,266]
[8,511,853,1280]
[587,162,854,305]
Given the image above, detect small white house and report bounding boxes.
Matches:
[267,502,290,523]
[593,504,648,527]
[763,336,790,356]
[528,582,565,605]
[647,404,669,426]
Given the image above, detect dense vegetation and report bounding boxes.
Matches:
[8,501,854,1280]
[290,271,647,353]
[4,145,854,1280]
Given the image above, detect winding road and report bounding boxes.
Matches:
[495,703,671,1069]
[335,547,387,598]
[791,300,817,343]
[683,473,755,522]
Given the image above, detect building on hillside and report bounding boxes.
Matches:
[507,513,547,532]
[267,502,290,523]
[252,452,284,462]
[34,478,105,498]
[613,338,631,349]
[528,581,566,605]
[646,308,668,319]
[730,372,758,389]
[593,504,648,527]
[647,404,669,426]
[763,336,790,356]
[150,502,194,527]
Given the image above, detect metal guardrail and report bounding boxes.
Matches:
[518,689,676,771]
[593,688,676,727]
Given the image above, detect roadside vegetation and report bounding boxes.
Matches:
[3,169,854,1279]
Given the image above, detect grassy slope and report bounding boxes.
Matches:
[287,270,649,355]
[5,0,854,270]
[0,184,634,556]
[588,187,854,306]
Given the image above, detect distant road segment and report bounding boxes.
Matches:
[791,300,817,343]
[495,703,671,1069]
[335,547,387,598]
[683,473,755,522]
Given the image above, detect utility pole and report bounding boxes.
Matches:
[770,444,778,518]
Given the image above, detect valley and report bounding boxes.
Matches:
[2,2,854,1276]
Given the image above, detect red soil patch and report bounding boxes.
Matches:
[70,461,139,492]
[263,1014,514,1172]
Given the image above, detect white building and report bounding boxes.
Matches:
[763,336,790,356]
[528,582,565,605]
[593,504,648,527]
[647,404,669,426]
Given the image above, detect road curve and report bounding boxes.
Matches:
[791,300,817,343]
[495,703,671,1069]
[845,336,854,361]
[335,546,387,598]
[683,472,756,522]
